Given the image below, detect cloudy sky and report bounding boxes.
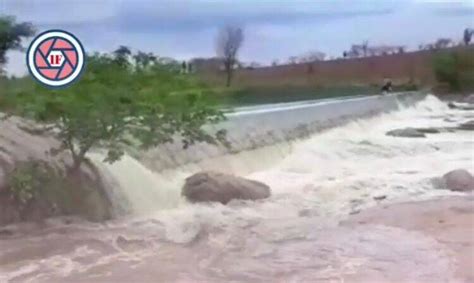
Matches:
[1,0,473,76]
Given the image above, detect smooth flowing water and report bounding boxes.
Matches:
[0,95,472,282]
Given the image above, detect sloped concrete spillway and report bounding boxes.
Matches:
[140,92,424,171]
[2,92,473,282]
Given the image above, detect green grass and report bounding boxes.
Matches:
[0,78,398,110]
[209,85,381,107]
[1,76,415,110]
[433,49,474,92]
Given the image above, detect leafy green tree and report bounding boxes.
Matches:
[112,45,132,68]
[6,51,227,172]
[433,53,459,90]
[0,16,35,73]
[133,51,157,70]
[433,50,474,91]
[463,28,473,46]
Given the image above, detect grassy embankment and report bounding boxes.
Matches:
[1,47,473,110]
[0,75,383,108]
[208,85,380,108]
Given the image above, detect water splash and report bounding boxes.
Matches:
[2,94,470,282]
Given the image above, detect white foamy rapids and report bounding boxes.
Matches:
[90,143,293,215]
[84,94,472,250]
[3,94,471,282]
[248,95,472,217]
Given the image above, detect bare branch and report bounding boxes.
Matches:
[215,26,244,87]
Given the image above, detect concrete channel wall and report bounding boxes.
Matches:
[139,92,425,171]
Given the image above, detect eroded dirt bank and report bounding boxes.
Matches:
[0,116,113,224]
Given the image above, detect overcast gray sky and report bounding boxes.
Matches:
[1,0,473,76]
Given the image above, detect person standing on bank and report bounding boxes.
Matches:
[381,78,393,94]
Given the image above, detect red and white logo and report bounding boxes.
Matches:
[27,30,85,88]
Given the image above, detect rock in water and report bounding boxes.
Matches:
[182,171,271,204]
[458,120,474,131]
[442,169,474,192]
[0,166,5,193]
[448,102,474,111]
[464,94,474,104]
[373,195,387,201]
[386,128,426,138]
[416,128,441,134]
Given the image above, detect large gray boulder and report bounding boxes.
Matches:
[182,171,271,204]
[442,169,474,192]
[386,128,426,138]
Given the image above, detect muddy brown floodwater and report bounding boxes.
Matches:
[343,196,474,283]
[0,95,473,282]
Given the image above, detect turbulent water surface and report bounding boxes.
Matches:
[0,95,472,282]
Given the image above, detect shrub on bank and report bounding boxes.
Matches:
[2,159,112,224]
[433,50,474,92]
[7,161,46,207]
